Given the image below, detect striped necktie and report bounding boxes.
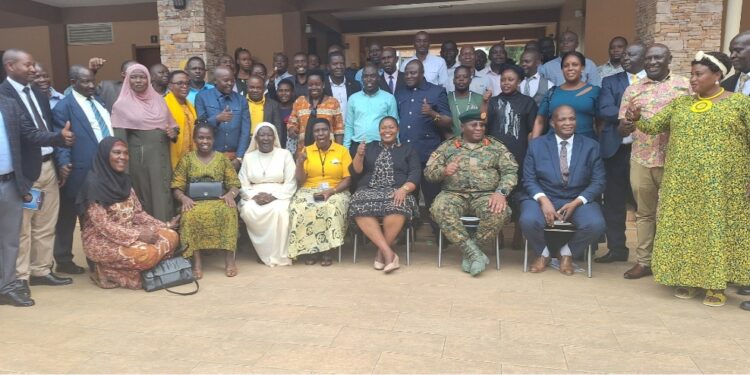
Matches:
[88,97,110,140]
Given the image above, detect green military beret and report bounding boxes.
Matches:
[459,109,483,123]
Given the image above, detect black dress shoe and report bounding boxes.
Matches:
[16,279,31,298]
[29,273,73,286]
[56,262,85,275]
[741,301,750,311]
[594,250,629,263]
[737,286,750,295]
[0,289,35,307]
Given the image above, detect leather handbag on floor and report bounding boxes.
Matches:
[141,256,199,295]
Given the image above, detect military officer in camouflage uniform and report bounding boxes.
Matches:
[425,110,518,276]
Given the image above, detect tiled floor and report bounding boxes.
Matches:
[2,223,749,374]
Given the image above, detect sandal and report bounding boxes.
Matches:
[304,255,317,265]
[703,290,726,307]
[225,265,237,278]
[192,267,203,280]
[320,254,333,267]
[674,286,698,299]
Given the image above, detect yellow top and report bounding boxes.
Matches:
[248,96,265,135]
[165,92,197,170]
[303,142,351,189]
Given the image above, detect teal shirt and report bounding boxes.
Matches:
[187,82,215,105]
[344,89,399,148]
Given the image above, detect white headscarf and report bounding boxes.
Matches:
[246,122,281,154]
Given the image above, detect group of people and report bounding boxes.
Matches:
[1,28,749,312]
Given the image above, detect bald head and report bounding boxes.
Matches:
[621,42,646,74]
[730,30,750,73]
[551,105,576,139]
[644,43,672,81]
[213,66,235,94]
[3,49,36,85]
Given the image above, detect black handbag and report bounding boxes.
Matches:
[187,181,224,200]
[141,256,199,295]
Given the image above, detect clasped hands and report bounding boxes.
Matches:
[538,196,581,226]
[251,192,276,206]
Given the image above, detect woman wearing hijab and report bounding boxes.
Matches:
[112,63,179,221]
[171,122,241,278]
[238,123,296,267]
[77,137,180,290]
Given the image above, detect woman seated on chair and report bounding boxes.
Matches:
[78,137,180,290]
[171,122,241,279]
[238,122,295,267]
[349,116,420,273]
[288,119,351,266]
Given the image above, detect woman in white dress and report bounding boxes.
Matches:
[238,122,296,266]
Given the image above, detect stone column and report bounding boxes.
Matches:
[636,0,723,76]
[157,0,226,72]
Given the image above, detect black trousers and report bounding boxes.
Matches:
[602,144,634,253]
[53,195,80,264]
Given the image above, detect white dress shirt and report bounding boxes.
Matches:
[7,77,53,156]
[533,134,587,204]
[329,77,349,121]
[401,53,448,87]
[444,69,493,95]
[382,71,399,92]
[520,72,555,98]
[72,90,113,142]
[735,72,750,95]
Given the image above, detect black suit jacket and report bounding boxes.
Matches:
[721,73,746,93]
[0,80,58,189]
[378,71,406,94]
[323,76,361,98]
[0,96,64,195]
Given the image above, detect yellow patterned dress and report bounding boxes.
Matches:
[636,93,750,290]
[171,152,241,257]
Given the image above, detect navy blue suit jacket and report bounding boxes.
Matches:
[52,93,106,199]
[522,133,605,203]
[597,71,629,159]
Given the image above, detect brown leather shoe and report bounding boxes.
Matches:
[529,256,549,273]
[559,256,574,276]
[623,263,652,279]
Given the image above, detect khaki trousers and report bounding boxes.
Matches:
[629,159,663,266]
[16,160,59,279]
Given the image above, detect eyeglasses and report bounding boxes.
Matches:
[170,81,189,86]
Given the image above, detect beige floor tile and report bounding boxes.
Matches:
[332,326,446,357]
[690,355,750,374]
[374,351,501,374]
[232,319,342,346]
[70,352,200,373]
[563,345,701,373]
[614,331,748,359]
[255,344,380,373]
[497,341,568,370]
[189,362,260,374]
[296,305,399,330]
[501,364,572,374]
[0,342,93,373]
[450,302,555,323]
[203,301,308,322]
[442,335,500,363]
[500,321,620,349]
[394,312,500,338]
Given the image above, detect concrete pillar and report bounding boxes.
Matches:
[636,0,723,76]
[724,0,743,54]
[157,0,226,72]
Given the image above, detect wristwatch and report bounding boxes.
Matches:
[495,187,510,196]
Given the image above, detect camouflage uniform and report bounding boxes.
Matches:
[425,136,518,275]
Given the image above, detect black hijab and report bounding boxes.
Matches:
[75,137,132,215]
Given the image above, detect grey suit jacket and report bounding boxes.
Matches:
[96,80,122,112]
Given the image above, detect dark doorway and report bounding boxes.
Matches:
[132,45,161,68]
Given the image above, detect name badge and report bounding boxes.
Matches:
[320,182,330,190]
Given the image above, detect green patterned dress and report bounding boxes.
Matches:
[637,93,750,290]
[171,152,241,257]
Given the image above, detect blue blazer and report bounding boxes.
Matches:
[52,93,107,199]
[522,133,605,203]
[597,72,629,159]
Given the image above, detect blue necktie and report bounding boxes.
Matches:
[88,97,110,139]
[388,75,395,93]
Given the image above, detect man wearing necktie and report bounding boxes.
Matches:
[378,47,405,95]
[518,105,606,276]
[51,65,114,275]
[0,49,73,297]
[723,31,750,302]
[594,43,646,266]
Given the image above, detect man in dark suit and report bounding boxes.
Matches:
[0,49,73,297]
[594,43,646,265]
[323,51,361,117]
[379,47,405,94]
[724,31,750,302]
[519,105,606,276]
[52,65,112,275]
[0,94,74,307]
[85,57,137,112]
[236,75,284,156]
[723,31,750,97]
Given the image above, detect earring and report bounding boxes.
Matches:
[715,80,720,85]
